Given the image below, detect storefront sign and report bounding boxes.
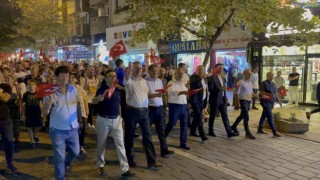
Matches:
[72,50,93,59]
[212,26,252,50]
[169,40,208,54]
[106,23,154,50]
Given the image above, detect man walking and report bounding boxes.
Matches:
[93,70,134,177]
[189,65,208,142]
[207,63,238,138]
[288,67,300,105]
[146,64,174,158]
[124,61,162,169]
[42,66,80,180]
[251,66,259,110]
[231,69,256,139]
[257,72,282,137]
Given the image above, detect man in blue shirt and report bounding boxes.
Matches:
[257,72,282,137]
[93,70,134,177]
[42,66,80,180]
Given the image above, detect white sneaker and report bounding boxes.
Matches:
[80,147,86,154]
[91,125,96,129]
[87,124,92,128]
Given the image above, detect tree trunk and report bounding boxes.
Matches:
[202,40,215,68]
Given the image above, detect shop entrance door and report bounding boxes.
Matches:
[305,55,320,104]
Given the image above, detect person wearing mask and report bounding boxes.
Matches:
[189,65,208,142]
[146,64,174,157]
[207,63,238,138]
[124,61,162,169]
[93,70,135,177]
[42,66,81,180]
[288,67,300,105]
[250,66,259,110]
[231,69,257,140]
[165,68,191,150]
[257,72,282,137]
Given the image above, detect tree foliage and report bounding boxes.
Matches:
[127,0,320,66]
[0,0,71,52]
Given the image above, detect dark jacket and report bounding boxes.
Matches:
[189,74,207,105]
[207,74,227,105]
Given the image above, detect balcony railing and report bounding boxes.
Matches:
[90,16,109,35]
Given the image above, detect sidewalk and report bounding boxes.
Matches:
[227,103,320,143]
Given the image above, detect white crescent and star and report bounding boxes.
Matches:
[43,86,59,93]
[115,44,124,51]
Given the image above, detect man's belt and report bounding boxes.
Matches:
[127,105,148,110]
[99,114,118,119]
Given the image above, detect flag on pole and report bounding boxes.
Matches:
[109,40,127,57]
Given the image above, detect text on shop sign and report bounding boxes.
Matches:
[169,41,208,54]
[114,30,135,40]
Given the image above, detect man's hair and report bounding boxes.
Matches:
[133,61,141,66]
[28,79,38,85]
[115,59,123,67]
[215,63,223,68]
[104,69,115,77]
[148,64,157,72]
[54,65,69,77]
[178,63,185,68]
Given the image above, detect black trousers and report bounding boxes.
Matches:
[124,107,156,164]
[208,103,232,134]
[149,106,168,154]
[190,103,206,140]
[0,120,14,166]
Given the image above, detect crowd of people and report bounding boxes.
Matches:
[0,58,286,179]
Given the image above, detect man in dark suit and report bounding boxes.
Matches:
[207,63,238,138]
[189,65,208,142]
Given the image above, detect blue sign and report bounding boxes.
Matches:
[169,40,208,54]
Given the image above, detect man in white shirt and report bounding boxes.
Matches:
[123,61,162,169]
[274,71,285,89]
[250,66,259,110]
[146,64,174,158]
[231,69,257,140]
[165,68,191,150]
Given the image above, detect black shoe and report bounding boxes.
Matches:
[179,145,191,150]
[202,137,209,142]
[190,132,200,137]
[147,162,163,169]
[97,167,104,176]
[122,170,135,177]
[252,106,259,110]
[129,161,138,168]
[227,132,239,138]
[257,129,268,134]
[34,136,39,143]
[6,164,17,174]
[208,132,216,137]
[230,126,240,135]
[65,166,72,177]
[245,133,256,140]
[161,150,175,158]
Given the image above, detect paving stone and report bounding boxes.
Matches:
[294,169,317,178]
[256,173,278,180]
[265,169,286,178]
[281,163,303,171]
[279,177,296,180]
[256,163,274,170]
[243,165,266,174]
[264,160,283,167]
[273,166,294,175]
[224,162,246,171]
[290,159,312,166]
[288,173,310,180]
[302,166,320,174]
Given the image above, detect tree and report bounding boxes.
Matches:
[127,0,320,66]
[0,0,71,51]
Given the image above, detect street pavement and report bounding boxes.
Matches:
[1,103,320,179]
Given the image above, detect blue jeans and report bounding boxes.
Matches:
[232,100,251,132]
[259,106,277,133]
[165,104,188,147]
[49,128,80,180]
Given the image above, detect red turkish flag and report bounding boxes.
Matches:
[19,48,26,60]
[109,40,127,57]
[260,94,273,101]
[36,84,60,98]
[188,88,203,96]
[150,48,156,56]
[104,80,118,99]
[40,47,50,63]
[155,83,172,93]
[150,56,166,65]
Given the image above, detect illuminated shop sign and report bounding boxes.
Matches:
[169,40,208,54]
